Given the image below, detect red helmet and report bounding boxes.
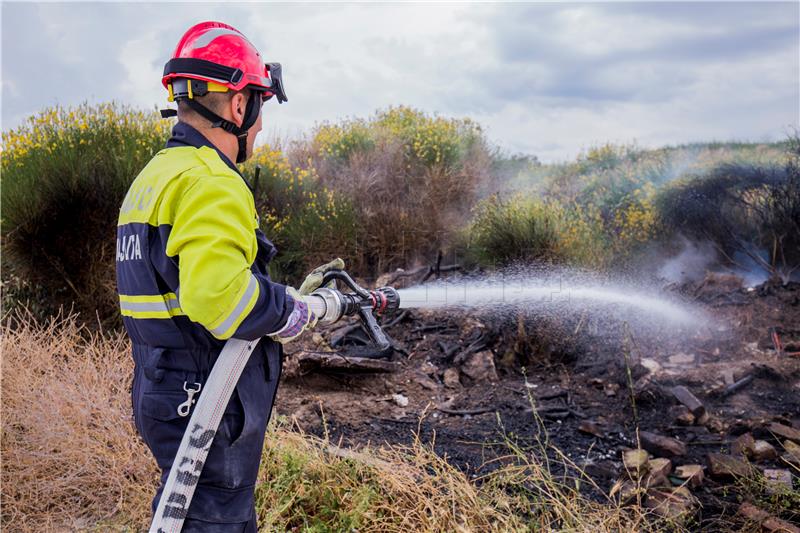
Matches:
[162,21,286,103]
[161,21,286,163]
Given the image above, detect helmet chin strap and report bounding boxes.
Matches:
[181,91,260,163]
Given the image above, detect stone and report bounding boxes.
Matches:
[643,458,672,489]
[609,479,644,504]
[769,422,800,444]
[708,453,751,479]
[623,449,650,478]
[640,431,687,457]
[648,458,673,479]
[640,358,662,374]
[578,420,605,439]
[732,433,756,456]
[671,385,706,419]
[391,393,409,407]
[751,440,778,462]
[584,461,618,479]
[674,464,704,487]
[442,367,461,388]
[459,350,498,382]
[668,352,695,366]
[762,469,793,496]
[668,405,695,426]
[704,415,727,434]
[414,374,439,391]
[739,502,800,533]
[644,486,698,523]
[781,440,800,466]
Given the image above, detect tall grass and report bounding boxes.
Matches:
[2,313,661,532]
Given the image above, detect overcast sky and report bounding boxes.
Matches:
[2,2,798,162]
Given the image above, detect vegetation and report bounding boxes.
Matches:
[283,106,493,279]
[2,103,798,531]
[1,103,171,324]
[1,313,661,532]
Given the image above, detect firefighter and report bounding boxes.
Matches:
[116,21,342,530]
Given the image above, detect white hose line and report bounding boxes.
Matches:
[149,338,259,533]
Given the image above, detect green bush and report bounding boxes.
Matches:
[289,106,493,278]
[240,146,359,285]
[1,103,171,324]
[466,195,563,266]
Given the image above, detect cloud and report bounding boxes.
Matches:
[1,2,797,162]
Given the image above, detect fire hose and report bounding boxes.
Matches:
[149,270,399,532]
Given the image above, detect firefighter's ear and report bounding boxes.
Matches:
[230,92,247,127]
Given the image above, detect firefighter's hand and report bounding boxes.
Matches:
[298,258,345,295]
[271,287,318,344]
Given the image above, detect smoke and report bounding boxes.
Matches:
[731,249,771,287]
[657,237,718,283]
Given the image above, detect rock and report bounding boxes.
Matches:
[640,358,662,374]
[644,458,672,489]
[392,393,409,407]
[703,415,727,434]
[751,440,778,462]
[645,486,698,523]
[732,433,756,456]
[623,449,650,478]
[648,458,673,479]
[668,405,695,426]
[762,469,793,496]
[459,350,498,382]
[584,461,618,479]
[667,352,695,366]
[721,368,735,385]
[674,464,704,487]
[708,453,751,479]
[578,420,605,439]
[671,385,706,419]
[413,374,439,391]
[781,440,800,466]
[769,422,800,444]
[609,479,644,504]
[443,368,461,388]
[739,501,800,533]
[640,431,687,457]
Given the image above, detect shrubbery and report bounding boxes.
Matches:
[468,141,793,275]
[2,101,795,327]
[288,106,493,278]
[2,103,171,323]
[655,160,800,282]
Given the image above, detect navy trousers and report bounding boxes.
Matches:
[132,342,281,531]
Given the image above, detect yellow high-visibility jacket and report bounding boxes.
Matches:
[116,122,293,359]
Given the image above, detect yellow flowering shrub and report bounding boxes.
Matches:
[240,145,358,283]
[2,103,171,324]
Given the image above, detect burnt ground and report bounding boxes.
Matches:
[275,274,800,531]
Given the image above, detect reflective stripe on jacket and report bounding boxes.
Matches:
[116,122,293,355]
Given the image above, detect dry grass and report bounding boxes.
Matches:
[2,314,660,532]
[1,311,157,531]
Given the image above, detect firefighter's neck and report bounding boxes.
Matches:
[200,127,239,164]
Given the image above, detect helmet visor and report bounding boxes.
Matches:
[264,63,287,104]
